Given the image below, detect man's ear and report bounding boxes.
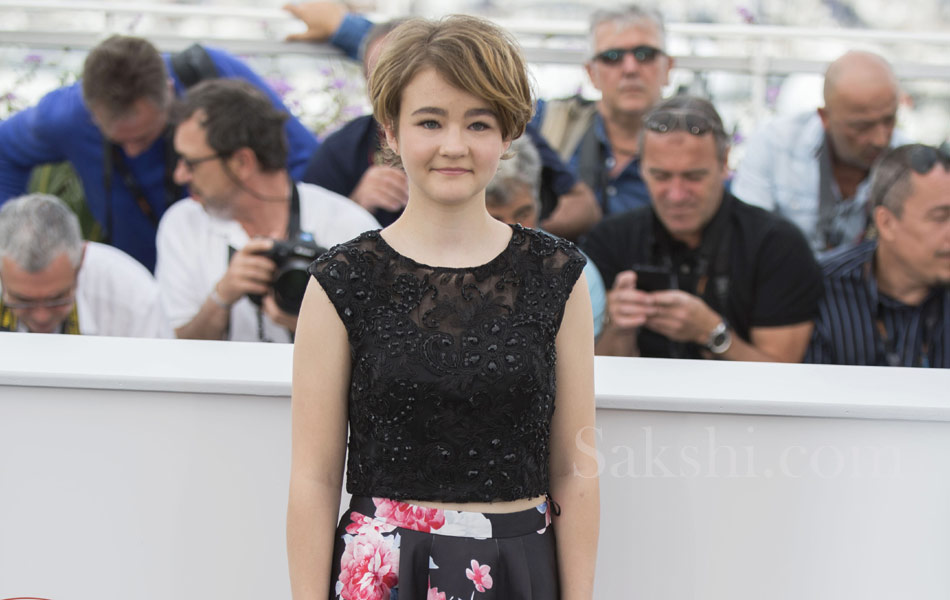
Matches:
[584,61,597,90]
[228,147,257,178]
[660,55,674,87]
[873,205,897,242]
[720,146,731,178]
[817,106,830,130]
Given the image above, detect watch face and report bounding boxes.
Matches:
[708,327,732,354]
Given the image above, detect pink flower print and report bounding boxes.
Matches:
[426,586,447,600]
[337,529,399,600]
[373,498,446,532]
[465,559,493,592]
[345,512,396,536]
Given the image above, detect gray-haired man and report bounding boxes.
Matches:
[535,5,674,216]
[0,194,171,336]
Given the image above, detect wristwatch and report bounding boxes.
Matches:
[705,321,732,355]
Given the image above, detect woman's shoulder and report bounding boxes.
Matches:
[510,225,586,271]
[308,229,384,276]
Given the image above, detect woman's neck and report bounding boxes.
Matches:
[383,193,512,269]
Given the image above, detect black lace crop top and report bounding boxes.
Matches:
[308,225,586,502]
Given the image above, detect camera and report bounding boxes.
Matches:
[231,234,326,316]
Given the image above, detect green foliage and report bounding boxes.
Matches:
[27,162,102,242]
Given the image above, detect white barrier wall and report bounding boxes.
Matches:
[1,333,948,600]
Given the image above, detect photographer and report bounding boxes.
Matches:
[583,96,823,361]
[155,79,378,342]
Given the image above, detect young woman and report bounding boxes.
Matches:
[287,15,599,600]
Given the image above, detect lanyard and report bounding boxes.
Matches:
[0,300,81,334]
[874,302,937,368]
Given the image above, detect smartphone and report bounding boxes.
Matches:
[633,265,674,292]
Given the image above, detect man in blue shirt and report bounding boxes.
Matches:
[732,51,905,255]
[0,35,318,272]
[807,144,950,367]
[532,5,674,217]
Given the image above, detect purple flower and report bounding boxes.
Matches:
[737,7,756,24]
[24,54,42,65]
[266,77,294,99]
[331,77,347,90]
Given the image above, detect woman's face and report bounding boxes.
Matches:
[385,68,510,209]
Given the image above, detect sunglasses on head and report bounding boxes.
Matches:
[873,145,950,209]
[905,144,950,175]
[644,110,722,137]
[592,45,664,65]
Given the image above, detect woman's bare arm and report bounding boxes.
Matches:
[549,272,600,599]
[287,278,351,599]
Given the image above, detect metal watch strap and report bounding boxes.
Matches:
[705,321,732,354]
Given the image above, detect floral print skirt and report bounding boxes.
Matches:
[329,495,558,600]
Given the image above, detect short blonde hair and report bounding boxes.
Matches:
[369,15,533,142]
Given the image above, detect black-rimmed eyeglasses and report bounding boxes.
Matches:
[177,153,223,172]
[592,45,664,66]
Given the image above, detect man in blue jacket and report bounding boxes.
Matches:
[0,35,318,272]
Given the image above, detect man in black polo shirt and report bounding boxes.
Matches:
[584,96,823,360]
[807,144,950,367]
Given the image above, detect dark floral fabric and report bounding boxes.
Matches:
[329,496,558,600]
[309,225,586,503]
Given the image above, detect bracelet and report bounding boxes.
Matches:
[208,287,232,310]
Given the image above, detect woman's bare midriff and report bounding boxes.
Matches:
[402,495,547,514]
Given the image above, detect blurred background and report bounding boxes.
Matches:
[1,0,948,231]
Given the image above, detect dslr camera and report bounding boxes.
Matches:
[231,233,326,315]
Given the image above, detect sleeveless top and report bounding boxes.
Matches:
[308,225,586,502]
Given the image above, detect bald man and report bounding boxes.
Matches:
[732,51,909,255]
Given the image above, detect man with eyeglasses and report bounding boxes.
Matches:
[732,51,907,255]
[154,79,377,343]
[584,96,823,361]
[0,193,171,337]
[533,5,674,218]
[0,35,318,273]
[807,144,950,367]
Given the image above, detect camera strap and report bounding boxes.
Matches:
[252,177,302,343]
[286,177,302,239]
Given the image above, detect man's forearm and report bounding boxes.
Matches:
[174,294,231,340]
[541,182,601,241]
[594,323,639,357]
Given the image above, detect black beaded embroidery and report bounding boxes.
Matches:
[309,225,586,502]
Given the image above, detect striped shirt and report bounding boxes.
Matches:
[806,241,950,367]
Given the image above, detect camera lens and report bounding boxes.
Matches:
[272,260,312,315]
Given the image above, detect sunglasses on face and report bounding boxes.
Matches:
[592,45,664,66]
[644,110,723,137]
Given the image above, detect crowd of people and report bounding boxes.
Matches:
[0,4,946,599]
[0,2,947,371]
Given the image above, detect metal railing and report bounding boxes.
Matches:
[1,1,949,137]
